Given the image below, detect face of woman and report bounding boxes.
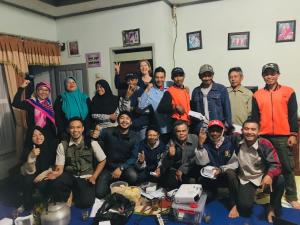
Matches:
[32,129,45,145]
[140,61,150,75]
[66,79,77,92]
[96,84,105,96]
[36,86,50,100]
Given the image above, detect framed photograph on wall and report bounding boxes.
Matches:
[186,31,202,51]
[276,20,296,42]
[228,32,250,50]
[122,28,140,47]
[67,40,80,56]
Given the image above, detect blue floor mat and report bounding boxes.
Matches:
[1,200,299,225]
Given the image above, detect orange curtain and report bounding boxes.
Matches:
[0,35,61,160]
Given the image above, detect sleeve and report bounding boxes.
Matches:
[251,96,260,122]
[157,91,173,114]
[91,114,111,123]
[20,152,37,175]
[247,92,253,118]
[221,86,232,126]
[114,74,127,90]
[122,141,140,169]
[194,147,210,166]
[12,87,30,111]
[220,151,239,172]
[287,92,299,135]
[91,141,106,162]
[138,91,151,110]
[119,97,131,112]
[55,143,66,166]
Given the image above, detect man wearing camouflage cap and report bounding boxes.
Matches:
[191,64,232,133]
[252,63,300,209]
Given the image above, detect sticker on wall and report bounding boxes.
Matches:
[276,20,296,42]
[186,31,202,51]
[85,52,101,68]
[67,40,80,57]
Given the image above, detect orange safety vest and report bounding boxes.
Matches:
[167,86,190,122]
[253,85,294,136]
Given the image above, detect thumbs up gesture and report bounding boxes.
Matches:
[31,145,40,158]
[198,128,207,146]
[138,151,145,163]
[169,141,176,157]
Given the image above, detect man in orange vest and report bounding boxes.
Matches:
[252,63,300,209]
[157,67,190,124]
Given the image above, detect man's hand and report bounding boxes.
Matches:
[198,128,207,146]
[114,62,121,74]
[90,129,100,139]
[175,170,183,182]
[86,176,97,185]
[126,85,136,98]
[109,113,117,122]
[260,175,273,192]
[287,135,297,148]
[21,80,30,88]
[112,167,122,179]
[154,168,161,177]
[45,170,60,180]
[169,142,176,157]
[31,145,40,158]
[138,151,145,163]
[144,83,153,93]
[213,168,222,177]
[175,105,185,115]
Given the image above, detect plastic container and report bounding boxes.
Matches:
[171,193,207,224]
[110,181,128,194]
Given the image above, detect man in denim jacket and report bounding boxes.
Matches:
[191,64,231,133]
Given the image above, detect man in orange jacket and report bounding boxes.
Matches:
[252,63,300,209]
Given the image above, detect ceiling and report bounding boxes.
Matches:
[1,0,222,19]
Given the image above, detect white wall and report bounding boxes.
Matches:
[175,0,300,98]
[56,1,174,97]
[0,3,57,41]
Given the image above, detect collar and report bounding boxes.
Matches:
[227,85,245,93]
[112,127,131,139]
[264,83,281,91]
[200,81,214,89]
[174,135,193,146]
[69,137,84,146]
[147,139,160,149]
[239,139,259,150]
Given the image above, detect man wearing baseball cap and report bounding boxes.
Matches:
[157,67,190,123]
[191,64,231,133]
[195,120,239,206]
[252,63,300,209]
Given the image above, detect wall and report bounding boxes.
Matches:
[0,3,57,41]
[175,0,300,98]
[56,1,174,97]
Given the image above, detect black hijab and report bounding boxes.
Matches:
[91,79,119,114]
[22,126,56,174]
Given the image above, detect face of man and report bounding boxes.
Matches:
[147,130,159,146]
[200,72,214,87]
[242,122,259,144]
[228,71,243,89]
[175,123,189,142]
[69,120,84,140]
[36,86,50,100]
[173,75,185,87]
[155,72,165,88]
[262,72,279,87]
[208,126,223,143]
[118,114,132,130]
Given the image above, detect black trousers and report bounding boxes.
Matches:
[95,167,138,199]
[21,174,50,210]
[51,172,95,208]
[197,169,239,207]
[236,175,285,217]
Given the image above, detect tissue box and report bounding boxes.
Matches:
[172,193,207,224]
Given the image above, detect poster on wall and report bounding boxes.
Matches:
[67,40,80,56]
[228,32,250,50]
[276,20,296,42]
[85,52,101,68]
[186,31,202,51]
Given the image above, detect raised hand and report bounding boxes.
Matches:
[198,128,207,146]
[138,151,145,163]
[169,141,176,157]
[31,145,40,157]
[114,62,121,75]
[21,80,30,88]
[126,84,135,98]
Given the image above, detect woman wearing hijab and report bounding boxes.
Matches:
[54,77,91,140]
[12,80,56,149]
[20,126,56,210]
[91,79,119,129]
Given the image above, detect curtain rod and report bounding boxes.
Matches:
[0,32,59,45]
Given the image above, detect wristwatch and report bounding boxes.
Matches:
[120,166,124,171]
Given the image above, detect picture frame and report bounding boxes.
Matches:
[67,40,80,56]
[85,52,101,68]
[186,31,202,51]
[276,20,296,42]
[228,32,250,50]
[122,28,140,47]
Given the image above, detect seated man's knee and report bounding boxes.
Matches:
[123,167,138,185]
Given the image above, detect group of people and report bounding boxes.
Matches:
[12,59,299,223]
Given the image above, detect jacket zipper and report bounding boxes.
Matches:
[270,92,274,135]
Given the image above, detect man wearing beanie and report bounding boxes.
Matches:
[252,63,300,209]
[157,67,190,124]
[191,64,231,133]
